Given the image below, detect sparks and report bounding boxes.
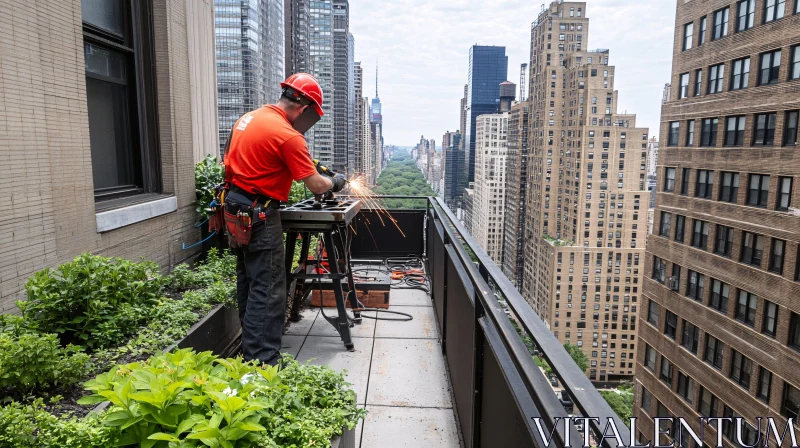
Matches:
[346,174,407,238]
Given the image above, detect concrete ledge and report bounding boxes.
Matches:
[95,196,178,232]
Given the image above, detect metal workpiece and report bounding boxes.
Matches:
[280,198,362,225]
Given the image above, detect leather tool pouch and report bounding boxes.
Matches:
[224,204,253,248]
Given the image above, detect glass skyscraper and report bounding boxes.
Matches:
[464,46,508,183]
[215,0,285,154]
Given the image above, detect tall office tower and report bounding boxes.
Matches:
[215,0,285,153]
[464,46,509,184]
[521,1,649,384]
[443,131,463,208]
[331,0,350,173]
[347,34,355,175]
[353,62,364,174]
[284,0,309,77]
[635,0,800,444]
[646,137,659,209]
[502,100,530,288]
[370,63,384,183]
[361,97,375,183]
[471,83,514,264]
[460,84,468,150]
[306,0,334,165]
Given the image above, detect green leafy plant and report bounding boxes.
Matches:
[18,253,165,350]
[167,249,236,291]
[0,398,117,448]
[563,341,589,372]
[600,389,633,427]
[196,155,225,219]
[0,332,90,395]
[78,349,364,448]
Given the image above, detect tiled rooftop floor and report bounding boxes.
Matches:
[283,288,461,447]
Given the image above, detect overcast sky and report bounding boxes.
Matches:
[349,0,676,147]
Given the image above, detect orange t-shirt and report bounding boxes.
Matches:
[223,105,317,202]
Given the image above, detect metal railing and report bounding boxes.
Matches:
[349,196,629,448]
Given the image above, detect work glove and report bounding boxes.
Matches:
[331,173,347,193]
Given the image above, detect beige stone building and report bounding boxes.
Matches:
[0,0,219,311]
[636,0,800,444]
[521,1,649,383]
[471,112,509,265]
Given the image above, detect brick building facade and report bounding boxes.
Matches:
[636,0,800,444]
[0,0,218,312]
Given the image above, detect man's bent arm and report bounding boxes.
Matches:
[301,173,334,194]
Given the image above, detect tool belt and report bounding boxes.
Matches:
[222,185,281,247]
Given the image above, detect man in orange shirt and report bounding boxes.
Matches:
[224,73,346,366]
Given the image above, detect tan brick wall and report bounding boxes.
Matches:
[639,0,800,441]
[0,0,206,311]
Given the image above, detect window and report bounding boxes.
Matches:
[664,168,676,192]
[756,368,773,403]
[701,118,719,146]
[730,350,753,389]
[681,22,694,50]
[719,172,740,203]
[729,58,750,92]
[686,270,705,301]
[681,168,690,195]
[648,300,660,326]
[705,334,724,368]
[722,408,758,445]
[670,264,681,291]
[782,383,800,420]
[715,225,735,257]
[770,239,786,274]
[660,357,674,383]
[668,121,680,145]
[698,16,707,45]
[709,279,730,313]
[696,170,714,198]
[712,8,729,40]
[790,313,800,351]
[682,321,700,354]
[659,212,672,238]
[653,257,666,284]
[665,310,678,339]
[736,290,758,326]
[645,345,657,371]
[747,174,771,206]
[692,220,709,250]
[759,51,782,85]
[675,215,686,243]
[737,0,755,31]
[698,387,719,417]
[642,387,653,413]
[677,372,695,403]
[754,113,778,146]
[792,46,800,80]
[785,111,799,146]
[82,0,160,201]
[677,73,690,98]
[762,300,778,337]
[708,64,725,94]
[686,120,696,145]
[777,176,793,210]
[694,69,703,96]
[764,0,786,23]
[657,402,672,434]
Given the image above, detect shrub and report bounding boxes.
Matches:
[19,253,164,349]
[167,248,236,291]
[78,349,364,448]
[0,399,116,448]
[0,332,90,394]
[195,155,225,220]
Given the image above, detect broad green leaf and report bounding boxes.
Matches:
[148,433,180,442]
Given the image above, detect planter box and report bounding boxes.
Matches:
[93,304,355,448]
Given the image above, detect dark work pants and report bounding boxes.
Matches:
[228,202,286,366]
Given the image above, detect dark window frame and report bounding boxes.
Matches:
[694,69,703,96]
[698,16,707,46]
[789,312,800,352]
[715,225,735,257]
[704,334,724,369]
[664,167,676,192]
[696,170,714,198]
[675,215,686,243]
[659,212,672,238]
[712,7,730,40]
[762,300,778,337]
[757,367,773,403]
[709,279,730,313]
[729,350,753,389]
[719,172,740,203]
[725,116,746,145]
[777,176,793,210]
[791,45,800,81]
[701,118,719,146]
[682,320,700,354]
[82,0,161,202]
[683,23,694,51]
[677,372,695,403]
[645,344,657,371]
[759,50,782,86]
[660,356,674,384]
[747,174,771,207]
[698,387,719,417]
[648,300,661,327]
[763,0,786,23]
[665,310,678,339]
[735,290,758,326]
[686,270,705,301]
[784,110,799,146]
[692,219,709,250]
[741,231,765,266]
[668,121,680,145]
[754,113,778,145]
[681,168,691,195]
[781,382,800,420]
[737,0,756,31]
[769,239,786,274]
[686,120,696,145]
[708,64,725,93]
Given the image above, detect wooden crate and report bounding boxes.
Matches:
[310,289,390,309]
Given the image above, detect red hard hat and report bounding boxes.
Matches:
[281,73,324,117]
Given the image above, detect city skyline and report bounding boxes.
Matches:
[349,0,674,145]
